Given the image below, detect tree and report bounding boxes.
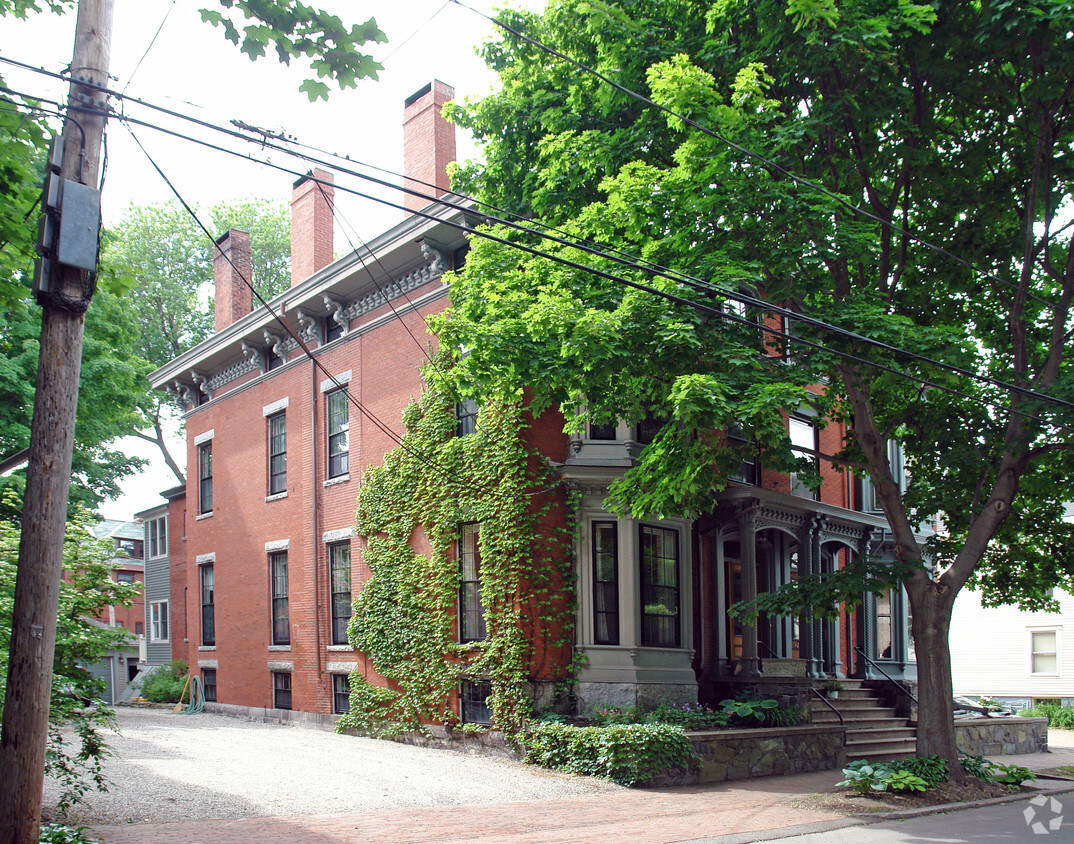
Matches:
[0,503,138,815]
[440,0,1074,770]
[103,198,292,484]
[0,291,149,521]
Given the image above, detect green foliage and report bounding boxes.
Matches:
[762,705,806,728]
[0,505,138,815]
[990,763,1036,788]
[337,376,574,739]
[137,660,188,704]
[37,824,100,844]
[197,2,385,100]
[719,697,778,723]
[959,754,994,780]
[589,702,731,730]
[883,770,929,793]
[521,721,699,786]
[1021,703,1074,730]
[837,762,892,794]
[888,755,949,787]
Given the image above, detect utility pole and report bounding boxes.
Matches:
[0,1,114,841]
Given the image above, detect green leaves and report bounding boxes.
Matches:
[197,2,385,100]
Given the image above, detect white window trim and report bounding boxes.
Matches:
[193,429,214,446]
[320,370,352,392]
[322,527,354,543]
[196,552,216,564]
[1030,627,1061,677]
[149,600,170,643]
[262,397,289,416]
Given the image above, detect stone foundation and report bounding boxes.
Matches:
[644,725,846,786]
[574,681,698,712]
[954,716,1049,756]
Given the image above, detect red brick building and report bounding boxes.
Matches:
[150,81,915,724]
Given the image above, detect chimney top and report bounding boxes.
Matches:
[403,80,456,214]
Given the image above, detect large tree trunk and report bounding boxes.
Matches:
[906,576,962,773]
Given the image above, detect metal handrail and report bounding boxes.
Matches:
[809,687,843,725]
[854,646,918,704]
[758,639,778,658]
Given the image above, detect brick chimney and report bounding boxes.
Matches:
[213,228,252,332]
[291,168,334,287]
[403,80,456,214]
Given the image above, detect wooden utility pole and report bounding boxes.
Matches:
[0,2,114,841]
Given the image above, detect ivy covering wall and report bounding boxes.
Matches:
[338,379,575,739]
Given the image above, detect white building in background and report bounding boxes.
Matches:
[950,587,1073,710]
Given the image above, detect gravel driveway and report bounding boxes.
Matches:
[45,707,620,824]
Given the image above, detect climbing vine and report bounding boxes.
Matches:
[338,372,576,740]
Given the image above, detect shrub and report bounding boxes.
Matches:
[640,703,730,730]
[1022,703,1074,730]
[837,763,892,794]
[884,770,929,792]
[990,763,1036,787]
[960,754,994,779]
[888,755,949,787]
[763,705,806,728]
[589,705,641,726]
[719,697,778,724]
[522,722,700,786]
[39,824,100,844]
[139,660,188,703]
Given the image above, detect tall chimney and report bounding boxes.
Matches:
[213,228,252,332]
[291,168,334,287]
[403,80,456,214]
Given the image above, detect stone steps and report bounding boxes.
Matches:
[811,681,917,764]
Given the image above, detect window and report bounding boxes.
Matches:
[592,522,619,645]
[148,515,168,558]
[200,564,215,646]
[727,427,757,485]
[266,346,283,371]
[116,571,135,584]
[268,412,287,495]
[1032,630,1059,675]
[859,440,905,513]
[640,525,680,648]
[202,668,217,702]
[456,398,479,437]
[327,389,349,478]
[460,678,492,724]
[117,538,139,558]
[198,442,213,514]
[273,672,292,710]
[589,421,616,440]
[271,552,290,645]
[330,542,352,645]
[323,315,344,344]
[332,674,350,714]
[150,601,169,642]
[135,621,143,636]
[636,414,663,445]
[459,523,486,642]
[789,416,818,499]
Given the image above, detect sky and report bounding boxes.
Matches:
[0,0,543,521]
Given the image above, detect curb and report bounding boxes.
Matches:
[854,781,1074,822]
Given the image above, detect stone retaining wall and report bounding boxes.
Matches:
[954,716,1049,756]
[646,725,846,786]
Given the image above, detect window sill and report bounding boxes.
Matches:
[197,645,216,652]
[326,644,353,652]
[268,645,291,651]
[265,491,288,503]
[195,512,213,521]
[323,475,350,487]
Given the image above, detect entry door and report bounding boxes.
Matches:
[725,559,743,660]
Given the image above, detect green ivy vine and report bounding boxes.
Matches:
[337,375,576,741]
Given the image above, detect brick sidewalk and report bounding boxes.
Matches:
[88,770,853,844]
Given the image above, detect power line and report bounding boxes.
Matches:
[120,0,177,96]
[122,124,535,500]
[111,108,1074,434]
[4,55,1065,410]
[448,0,1059,311]
[6,65,1070,424]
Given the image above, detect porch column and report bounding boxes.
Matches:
[797,520,818,678]
[809,517,826,678]
[737,510,761,677]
